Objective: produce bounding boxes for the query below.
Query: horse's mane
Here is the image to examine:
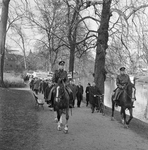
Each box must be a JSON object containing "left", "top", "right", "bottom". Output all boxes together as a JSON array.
[{"left": 119, "top": 83, "right": 133, "bottom": 105}]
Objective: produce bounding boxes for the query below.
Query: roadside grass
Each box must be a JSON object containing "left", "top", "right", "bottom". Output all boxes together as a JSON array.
[
  {"left": 0, "top": 88, "right": 40, "bottom": 150},
  {"left": 3, "top": 72, "right": 26, "bottom": 88}
]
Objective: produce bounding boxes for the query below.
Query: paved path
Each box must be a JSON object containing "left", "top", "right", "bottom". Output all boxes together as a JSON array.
[{"left": 0, "top": 87, "right": 148, "bottom": 150}]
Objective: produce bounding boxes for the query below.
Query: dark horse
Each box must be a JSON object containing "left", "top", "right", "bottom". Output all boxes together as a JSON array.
[
  {"left": 111, "top": 78, "right": 136, "bottom": 128},
  {"left": 53, "top": 80, "right": 70, "bottom": 133}
]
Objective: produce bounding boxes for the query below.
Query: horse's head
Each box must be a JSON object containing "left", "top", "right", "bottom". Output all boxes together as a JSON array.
[
  {"left": 123, "top": 82, "right": 134, "bottom": 100},
  {"left": 58, "top": 84, "right": 65, "bottom": 99}
]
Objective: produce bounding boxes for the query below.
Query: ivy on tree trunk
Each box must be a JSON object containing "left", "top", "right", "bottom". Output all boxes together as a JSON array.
[{"left": 94, "top": 0, "right": 112, "bottom": 94}]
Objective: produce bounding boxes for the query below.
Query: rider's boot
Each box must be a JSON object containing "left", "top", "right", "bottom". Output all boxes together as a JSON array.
[{"left": 113, "top": 92, "right": 119, "bottom": 107}]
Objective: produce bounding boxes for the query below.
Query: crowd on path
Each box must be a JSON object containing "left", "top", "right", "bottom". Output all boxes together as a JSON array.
[{"left": 27, "top": 75, "right": 102, "bottom": 112}]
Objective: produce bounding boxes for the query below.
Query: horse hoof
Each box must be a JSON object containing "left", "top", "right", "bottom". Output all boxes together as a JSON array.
[
  {"left": 57, "top": 126, "right": 62, "bottom": 131},
  {"left": 124, "top": 124, "right": 129, "bottom": 129},
  {"left": 111, "top": 117, "right": 115, "bottom": 121},
  {"left": 49, "top": 108, "right": 53, "bottom": 111},
  {"left": 121, "top": 119, "right": 124, "bottom": 124},
  {"left": 64, "top": 126, "right": 68, "bottom": 134},
  {"left": 54, "top": 118, "right": 58, "bottom": 123},
  {"left": 64, "top": 129, "right": 68, "bottom": 134}
]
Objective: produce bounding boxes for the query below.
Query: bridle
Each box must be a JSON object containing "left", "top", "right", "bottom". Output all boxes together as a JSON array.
[{"left": 55, "top": 80, "right": 66, "bottom": 102}]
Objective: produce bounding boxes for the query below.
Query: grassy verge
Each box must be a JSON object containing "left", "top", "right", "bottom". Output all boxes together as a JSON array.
[
  {"left": 0, "top": 88, "right": 40, "bottom": 150},
  {"left": 3, "top": 72, "right": 26, "bottom": 88}
]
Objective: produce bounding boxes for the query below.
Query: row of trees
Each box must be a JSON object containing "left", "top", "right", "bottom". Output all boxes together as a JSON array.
[{"left": 1, "top": 0, "right": 148, "bottom": 94}]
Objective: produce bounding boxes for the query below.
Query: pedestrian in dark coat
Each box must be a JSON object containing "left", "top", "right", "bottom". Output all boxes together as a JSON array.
[
  {"left": 89, "top": 81, "right": 102, "bottom": 112},
  {"left": 69, "top": 80, "right": 78, "bottom": 107},
  {"left": 44, "top": 81, "right": 54, "bottom": 107},
  {"left": 76, "top": 82, "right": 83, "bottom": 107},
  {"left": 33, "top": 77, "right": 40, "bottom": 95},
  {"left": 30, "top": 78, "right": 35, "bottom": 90},
  {"left": 42, "top": 80, "right": 48, "bottom": 94},
  {"left": 85, "top": 83, "right": 91, "bottom": 107}
]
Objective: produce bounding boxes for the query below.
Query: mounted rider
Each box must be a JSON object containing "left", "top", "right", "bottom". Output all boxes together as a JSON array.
[
  {"left": 113, "top": 67, "right": 136, "bottom": 106},
  {"left": 48, "top": 60, "right": 73, "bottom": 108}
]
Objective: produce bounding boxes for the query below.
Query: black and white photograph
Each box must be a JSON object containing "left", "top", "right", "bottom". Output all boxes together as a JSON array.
[{"left": 0, "top": 0, "right": 148, "bottom": 150}]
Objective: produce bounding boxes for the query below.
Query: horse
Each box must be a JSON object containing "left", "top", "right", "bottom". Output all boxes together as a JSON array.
[
  {"left": 53, "top": 80, "right": 70, "bottom": 133},
  {"left": 111, "top": 77, "right": 136, "bottom": 128}
]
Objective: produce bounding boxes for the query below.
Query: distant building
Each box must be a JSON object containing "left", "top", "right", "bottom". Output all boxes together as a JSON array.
[{"left": 4, "top": 51, "right": 23, "bottom": 72}]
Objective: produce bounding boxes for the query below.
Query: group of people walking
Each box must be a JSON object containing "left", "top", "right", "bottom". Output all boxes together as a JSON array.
[
  {"left": 29, "top": 59, "right": 136, "bottom": 112},
  {"left": 29, "top": 60, "right": 85, "bottom": 108}
]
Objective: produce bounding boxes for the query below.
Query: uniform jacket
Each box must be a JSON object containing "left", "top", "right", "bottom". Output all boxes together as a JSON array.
[
  {"left": 116, "top": 74, "right": 131, "bottom": 87},
  {"left": 52, "top": 69, "right": 68, "bottom": 83},
  {"left": 77, "top": 85, "right": 83, "bottom": 95}
]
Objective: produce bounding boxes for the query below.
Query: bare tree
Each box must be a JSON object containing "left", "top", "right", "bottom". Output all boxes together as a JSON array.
[
  {"left": 9, "top": 24, "right": 27, "bottom": 69},
  {"left": 26, "top": 0, "right": 67, "bottom": 71}
]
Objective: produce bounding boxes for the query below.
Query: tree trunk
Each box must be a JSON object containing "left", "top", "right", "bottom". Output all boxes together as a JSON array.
[
  {"left": 94, "top": 0, "right": 112, "bottom": 94},
  {"left": 69, "top": 45, "right": 75, "bottom": 77},
  {"left": 67, "top": 0, "right": 80, "bottom": 78},
  {"left": 0, "top": 0, "right": 10, "bottom": 87}
]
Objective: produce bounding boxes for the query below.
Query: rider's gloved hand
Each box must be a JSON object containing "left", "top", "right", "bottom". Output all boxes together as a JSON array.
[{"left": 118, "top": 85, "right": 123, "bottom": 89}]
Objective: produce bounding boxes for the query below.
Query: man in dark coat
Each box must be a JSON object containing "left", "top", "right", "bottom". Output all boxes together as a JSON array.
[
  {"left": 69, "top": 79, "right": 78, "bottom": 107},
  {"left": 89, "top": 81, "right": 102, "bottom": 113},
  {"left": 42, "top": 80, "right": 48, "bottom": 94},
  {"left": 29, "top": 78, "right": 35, "bottom": 90},
  {"left": 85, "top": 83, "right": 91, "bottom": 107},
  {"left": 33, "top": 77, "right": 40, "bottom": 95},
  {"left": 44, "top": 80, "right": 54, "bottom": 107},
  {"left": 76, "top": 82, "right": 83, "bottom": 107}
]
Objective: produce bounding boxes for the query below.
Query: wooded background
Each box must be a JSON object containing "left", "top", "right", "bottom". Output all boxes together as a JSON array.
[{"left": 1, "top": 0, "right": 148, "bottom": 93}]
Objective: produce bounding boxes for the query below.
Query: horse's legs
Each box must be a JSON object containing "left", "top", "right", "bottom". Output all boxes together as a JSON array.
[
  {"left": 120, "top": 108, "right": 124, "bottom": 124},
  {"left": 54, "top": 111, "right": 58, "bottom": 122},
  {"left": 126, "top": 108, "right": 133, "bottom": 125},
  {"left": 60, "top": 115, "right": 63, "bottom": 125},
  {"left": 122, "top": 108, "right": 129, "bottom": 128},
  {"left": 57, "top": 110, "right": 62, "bottom": 131},
  {"left": 64, "top": 108, "right": 69, "bottom": 134}
]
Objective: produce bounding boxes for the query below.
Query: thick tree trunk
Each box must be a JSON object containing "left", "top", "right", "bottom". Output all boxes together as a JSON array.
[
  {"left": 67, "top": 0, "right": 80, "bottom": 78},
  {"left": 69, "top": 45, "right": 75, "bottom": 77},
  {"left": 0, "top": 0, "right": 10, "bottom": 87},
  {"left": 94, "top": 0, "right": 112, "bottom": 94}
]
